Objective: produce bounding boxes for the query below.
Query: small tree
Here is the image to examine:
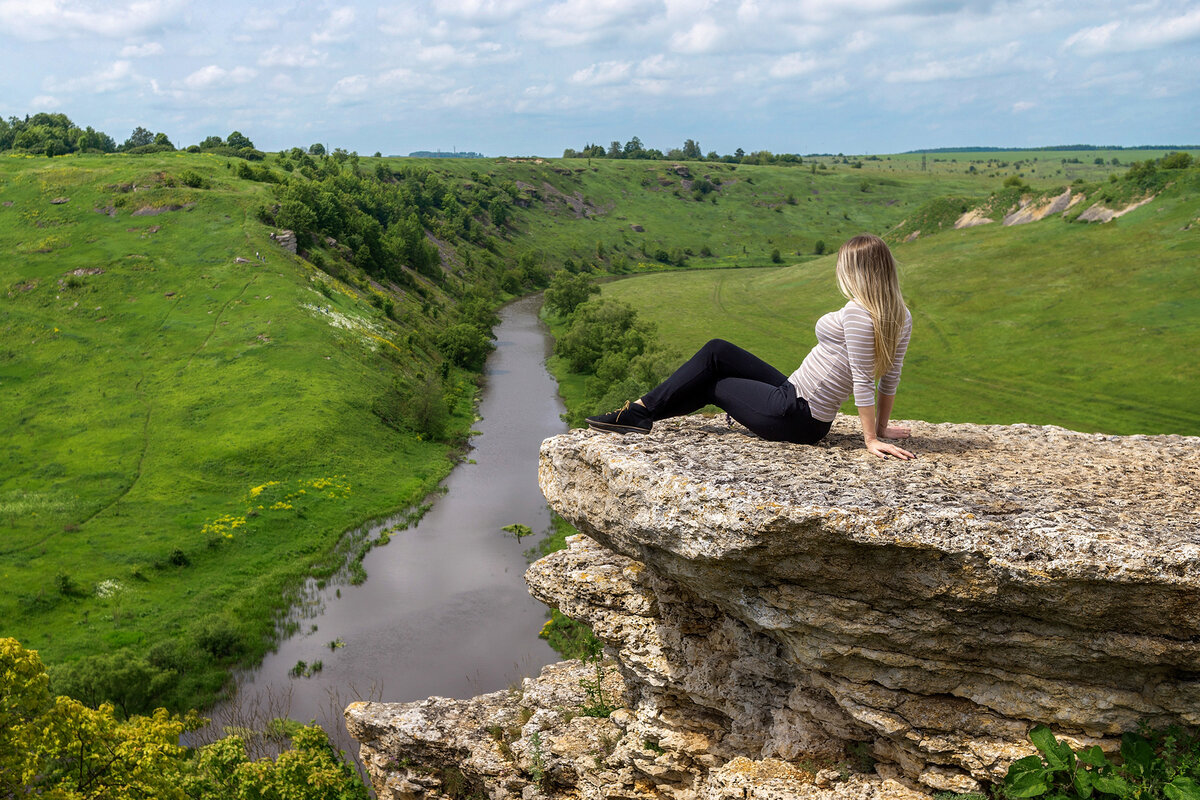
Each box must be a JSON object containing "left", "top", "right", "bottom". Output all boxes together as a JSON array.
[
  {"left": 122, "top": 126, "right": 154, "bottom": 149},
  {"left": 308, "top": 142, "right": 326, "bottom": 156},
  {"left": 226, "top": 130, "right": 254, "bottom": 149},
  {"left": 770, "top": 248, "right": 782, "bottom": 263},
  {"left": 543, "top": 271, "right": 599, "bottom": 317}
]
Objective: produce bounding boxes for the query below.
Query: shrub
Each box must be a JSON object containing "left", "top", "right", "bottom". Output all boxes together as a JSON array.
[
  {"left": 544, "top": 271, "right": 599, "bottom": 317},
  {"left": 437, "top": 324, "right": 494, "bottom": 371}
]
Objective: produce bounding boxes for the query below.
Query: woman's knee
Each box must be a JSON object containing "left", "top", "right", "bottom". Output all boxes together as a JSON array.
[{"left": 701, "top": 338, "right": 735, "bottom": 357}]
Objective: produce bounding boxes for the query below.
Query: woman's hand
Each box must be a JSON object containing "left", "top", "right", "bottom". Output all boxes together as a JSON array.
[
  {"left": 866, "top": 439, "right": 916, "bottom": 460},
  {"left": 876, "top": 424, "right": 912, "bottom": 440}
]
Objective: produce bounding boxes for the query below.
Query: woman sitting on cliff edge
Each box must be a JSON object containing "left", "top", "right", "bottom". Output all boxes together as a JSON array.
[{"left": 586, "top": 234, "right": 916, "bottom": 460}]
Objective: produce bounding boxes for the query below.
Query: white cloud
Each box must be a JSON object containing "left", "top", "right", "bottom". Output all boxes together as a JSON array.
[
  {"left": 46, "top": 59, "right": 137, "bottom": 93},
  {"left": 120, "top": 41, "right": 163, "bottom": 57},
  {"left": 30, "top": 94, "right": 60, "bottom": 108},
  {"left": 183, "top": 64, "right": 257, "bottom": 90},
  {"left": 312, "top": 6, "right": 355, "bottom": 44},
  {"left": 432, "top": 0, "right": 534, "bottom": 23},
  {"left": 242, "top": 8, "right": 281, "bottom": 32},
  {"left": 769, "top": 52, "right": 818, "bottom": 79},
  {"left": 378, "top": 6, "right": 424, "bottom": 36},
  {"left": 531, "top": 0, "right": 647, "bottom": 46},
  {"left": 570, "top": 60, "right": 633, "bottom": 86},
  {"left": 258, "top": 44, "right": 324, "bottom": 67},
  {"left": 670, "top": 18, "right": 723, "bottom": 54},
  {"left": 1063, "top": 8, "right": 1200, "bottom": 55},
  {"left": 845, "top": 30, "right": 876, "bottom": 53},
  {"left": 330, "top": 74, "right": 369, "bottom": 96},
  {"left": 886, "top": 41, "right": 1021, "bottom": 83},
  {"left": 0, "top": 0, "right": 184, "bottom": 41},
  {"left": 1012, "top": 100, "right": 1035, "bottom": 112}
]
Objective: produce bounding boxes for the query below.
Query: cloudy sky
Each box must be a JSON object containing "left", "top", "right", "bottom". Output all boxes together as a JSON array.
[{"left": 2, "top": 0, "right": 1197, "bottom": 156}]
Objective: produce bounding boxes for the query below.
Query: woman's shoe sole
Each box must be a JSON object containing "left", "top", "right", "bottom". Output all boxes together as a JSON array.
[{"left": 586, "top": 419, "right": 651, "bottom": 434}]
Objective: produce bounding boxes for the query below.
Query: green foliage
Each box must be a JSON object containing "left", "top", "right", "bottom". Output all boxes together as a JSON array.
[
  {"left": 503, "top": 523, "right": 533, "bottom": 542},
  {"left": 1002, "top": 724, "right": 1200, "bottom": 800},
  {"left": 373, "top": 374, "right": 451, "bottom": 440},
  {"left": 49, "top": 650, "right": 174, "bottom": 718},
  {"left": 577, "top": 638, "right": 617, "bottom": 718},
  {"left": 1161, "top": 152, "right": 1194, "bottom": 170},
  {"left": 0, "top": 112, "right": 116, "bottom": 155},
  {"left": 437, "top": 323, "right": 495, "bottom": 371},
  {"left": 554, "top": 298, "right": 656, "bottom": 373},
  {"left": 543, "top": 270, "right": 600, "bottom": 317}
]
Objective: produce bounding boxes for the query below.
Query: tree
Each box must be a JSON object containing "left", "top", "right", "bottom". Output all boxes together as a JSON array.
[
  {"left": 153, "top": 132, "right": 174, "bottom": 149},
  {"left": 200, "top": 135, "right": 224, "bottom": 149},
  {"left": 226, "top": 130, "right": 254, "bottom": 149},
  {"left": 1160, "top": 151, "right": 1193, "bottom": 170},
  {"left": 437, "top": 324, "right": 494, "bottom": 371},
  {"left": 607, "top": 141, "right": 622, "bottom": 158},
  {"left": 543, "top": 271, "right": 599, "bottom": 317},
  {"left": 555, "top": 298, "right": 656, "bottom": 374},
  {"left": 309, "top": 142, "right": 326, "bottom": 155},
  {"left": 682, "top": 139, "right": 702, "bottom": 159},
  {"left": 123, "top": 126, "right": 154, "bottom": 149}
]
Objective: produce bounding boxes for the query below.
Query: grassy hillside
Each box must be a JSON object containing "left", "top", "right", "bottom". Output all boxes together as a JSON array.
[
  {"left": 0, "top": 152, "right": 482, "bottom": 708},
  {"left": 593, "top": 166, "right": 1200, "bottom": 436},
  {"left": 3, "top": 145, "right": 1196, "bottom": 714}
]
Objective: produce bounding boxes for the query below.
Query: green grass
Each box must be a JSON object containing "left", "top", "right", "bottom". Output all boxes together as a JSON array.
[
  {"left": 592, "top": 168, "right": 1200, "bottom": 436},
  {"left": 0, "top": 152, "right": 475, "bottom": 708}
]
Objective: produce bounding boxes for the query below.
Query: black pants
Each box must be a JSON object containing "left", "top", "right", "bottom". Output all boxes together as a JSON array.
[{"left": 640, "top": 339, "right": 832, "bottom": 444}]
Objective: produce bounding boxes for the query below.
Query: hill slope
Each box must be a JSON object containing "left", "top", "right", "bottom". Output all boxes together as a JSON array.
[{"left": 596, "top": 167, "right": 1200, "bottom": 435}]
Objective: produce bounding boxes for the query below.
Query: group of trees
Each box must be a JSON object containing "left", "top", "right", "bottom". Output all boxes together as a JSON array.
[
  {"left": 1, "top": 638, "right": 368, "bottom": 799},
  {"left": 563, "top": 136, "right": 803, "bottom": 165},
  {"left": 0, "top": 113, "right": 116, "bottom": 156},
  {"left": 548, "top": 286, "right": 678, "bottom": 427},
  {"left": 0, "top": 113, "right": 266, "bottom": 159}
]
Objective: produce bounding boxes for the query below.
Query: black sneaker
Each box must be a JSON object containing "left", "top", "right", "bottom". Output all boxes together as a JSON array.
[{"left": 586, "top": 401, "right": 652, "bottom": 434}]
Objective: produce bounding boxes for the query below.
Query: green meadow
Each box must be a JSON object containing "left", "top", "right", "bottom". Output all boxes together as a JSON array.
[
  {"left": 2, "top": 145, "right": 1197, "bottom": 714},
  {"left": 0, "top": 152, "right": 476, "bottom": 708},
  {"left": 594, "top": 163, "right": 1200, "bottom": 436}
]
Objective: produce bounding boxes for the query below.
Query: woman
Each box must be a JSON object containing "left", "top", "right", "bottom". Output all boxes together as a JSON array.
[{"left": 586, "top": 234, "right": 916, "bottom": 460}]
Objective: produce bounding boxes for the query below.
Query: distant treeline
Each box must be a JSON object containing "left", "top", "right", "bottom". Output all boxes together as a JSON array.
[
  {"left": 0, "top": 112, "right": 271, "bottom": 160},
  {"left": 408, "top": 151, "right": 486, "bottom": 158},
  {"left": 563, "top": 136, "right": 803, "bottom": 165},
  {"left": 903, "top": 145, "right": 1200, "bottom": 154}
]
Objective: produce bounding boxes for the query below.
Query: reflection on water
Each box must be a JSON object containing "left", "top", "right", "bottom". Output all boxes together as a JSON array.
[{"left": 215, "top": 294, "right": 565, "bottom": 742}]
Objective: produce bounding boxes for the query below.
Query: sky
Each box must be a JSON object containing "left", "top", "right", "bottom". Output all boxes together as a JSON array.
[{"left": 2, "top": 0, "right": 1198, "bottom": 157}]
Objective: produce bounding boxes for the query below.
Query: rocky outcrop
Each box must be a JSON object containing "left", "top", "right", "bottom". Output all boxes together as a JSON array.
[
  {"left": 348, "top": 415, "right": 1200, "bottom": 798},
  {"left": 1076, "top": 195, "right": 1155, "bottom": 223},
  {"left": 1002, "top": 188, "right": 1080, "bottom": 225}
]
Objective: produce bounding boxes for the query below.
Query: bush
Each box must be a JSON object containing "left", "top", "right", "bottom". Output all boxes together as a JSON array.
[
  {"left": 813, "top": 240, "right": 827, "bottom": 255},
  {"left": 1003, "top": 724, "right": 1200, "bottom": 800},
  {"left": 555, "top": 298, "right": 656, "bottom": 374},
  {"left": 544, "top": 271, "right": 599, "bottom": 317},
  {"left": 373, "top": 373, "right": 450, "bottom": 440},
  {"left": 178, "top": 169, "right": 206, "bottom": 188},
  {"left": 770, "top": 248, "right": 782, "bottom": 263},
  {"left": 1160, "top": 151, "right": 1193, "bottom": 170},
  {"left": 437, "top": 324, "right": 494, "bottom": 371}
]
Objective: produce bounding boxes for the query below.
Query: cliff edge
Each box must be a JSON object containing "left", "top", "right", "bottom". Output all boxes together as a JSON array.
[{"left": 347, "top": 415, "right": 1200, "bottom": 798}]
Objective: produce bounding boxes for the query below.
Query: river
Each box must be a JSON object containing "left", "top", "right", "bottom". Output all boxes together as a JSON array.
[{"left": 212, "top": 293, "right": 565, "bottom": 745}]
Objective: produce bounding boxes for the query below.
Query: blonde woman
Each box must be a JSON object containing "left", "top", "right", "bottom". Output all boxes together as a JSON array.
[{"left": 586, "top": 234, "right": 916, "bottom": 460}]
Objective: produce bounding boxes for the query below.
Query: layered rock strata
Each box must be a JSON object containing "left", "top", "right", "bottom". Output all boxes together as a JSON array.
[{"left": 347, "top": 415, "right": 1199, "bottom": 798}]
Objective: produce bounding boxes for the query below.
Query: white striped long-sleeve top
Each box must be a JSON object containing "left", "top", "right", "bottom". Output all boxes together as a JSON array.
[{"left": 786, "top": 300, "right": 912, "bottom": 422}]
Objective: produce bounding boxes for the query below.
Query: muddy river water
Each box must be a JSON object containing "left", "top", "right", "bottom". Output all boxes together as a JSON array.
[{"left": 220, "top": 293, "right": 565, "bottom": 738}]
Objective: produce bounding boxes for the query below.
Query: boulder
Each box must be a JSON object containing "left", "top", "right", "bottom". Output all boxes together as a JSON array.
[{"left": 347, "top": 415, "right": 1200, "bottom": 798}]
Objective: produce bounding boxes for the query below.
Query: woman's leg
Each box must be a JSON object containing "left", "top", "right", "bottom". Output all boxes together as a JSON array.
[
  {"left": 710, "top": 378, "right": 831, "bottom": 444},
  {"left": 640, "top": 339, "right": 787, "bottom": 420}
]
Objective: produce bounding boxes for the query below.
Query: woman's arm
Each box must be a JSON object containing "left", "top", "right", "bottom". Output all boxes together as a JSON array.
[
  {"left": 858, "top": 403, "right": 915, "bottom": 460},
  {"left": 875, "top": 393, "right": 911, "bottom": 440}
]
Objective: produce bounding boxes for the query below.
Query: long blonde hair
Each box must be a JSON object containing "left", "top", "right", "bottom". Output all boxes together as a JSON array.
[{"left": 835, "top": 234, "right": 906, "bottom": 378}]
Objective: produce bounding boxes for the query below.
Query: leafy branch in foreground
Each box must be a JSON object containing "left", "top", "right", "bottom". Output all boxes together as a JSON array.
[{"left": 1004, "top": 724, "right": 1200, "bottom": 799}]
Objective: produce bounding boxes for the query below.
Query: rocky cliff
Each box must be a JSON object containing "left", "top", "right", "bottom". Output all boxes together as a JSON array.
[{"left": 346, "top": 415, "right": 1200, "bottom": 799}]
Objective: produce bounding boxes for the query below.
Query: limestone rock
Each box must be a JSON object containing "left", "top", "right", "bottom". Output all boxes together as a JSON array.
[
  {"left": 535, "top": 415, "right": 1200, "bottom": 790},
  {"left": 270, "top": 229, "right": 297, "bottom": 253},
  {"left": 346, "top": 414, "right": 1198, "bottom": 798}
]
